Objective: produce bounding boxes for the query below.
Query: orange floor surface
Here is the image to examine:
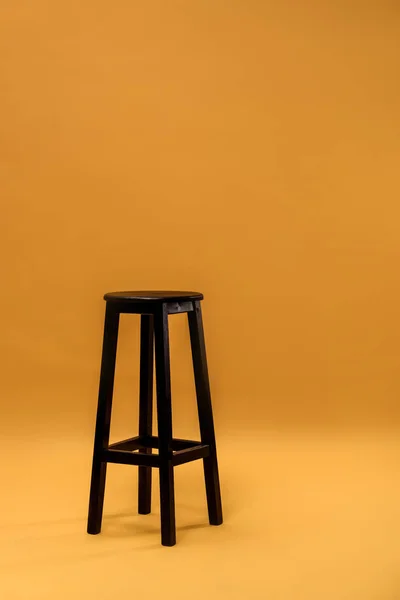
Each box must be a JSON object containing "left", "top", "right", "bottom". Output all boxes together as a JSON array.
[{"left": 1, "top": 431, "right": 399, "bottom": 599}]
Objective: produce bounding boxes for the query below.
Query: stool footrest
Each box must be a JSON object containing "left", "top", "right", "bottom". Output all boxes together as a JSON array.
[
  {"left": 102, "top": 449, "right": 160, "bottom": 467},
  {"left": 104, "top": 436, "right": 210, "bottom": 467},
  {"left": 172, "top": 444, "right": 210, "bottom": 466},
  {"left": 108, "top": 436, "right": 145, "bottom": 451}
]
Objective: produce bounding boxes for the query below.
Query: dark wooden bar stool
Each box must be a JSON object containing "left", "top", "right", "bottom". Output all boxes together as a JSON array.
[{"left": 87, "top": 291, "right": 223, "bottom": 546}]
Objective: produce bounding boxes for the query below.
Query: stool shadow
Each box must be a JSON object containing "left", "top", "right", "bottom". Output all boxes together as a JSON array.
[{"left": 102, "top": 506, "right": 210, "bottom": 540}]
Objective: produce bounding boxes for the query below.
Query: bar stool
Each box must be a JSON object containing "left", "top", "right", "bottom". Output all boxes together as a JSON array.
[{"left": 87, "top": 291, "right": 223, "bottom": 546}]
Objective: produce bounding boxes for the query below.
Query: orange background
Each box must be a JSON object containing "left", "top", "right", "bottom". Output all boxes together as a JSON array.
[
  {"left": 2, "top": 1, "right": 400, "bottom": 437},
  {"left": 1, "top": 1, "right": 400, "bottom": 598}
]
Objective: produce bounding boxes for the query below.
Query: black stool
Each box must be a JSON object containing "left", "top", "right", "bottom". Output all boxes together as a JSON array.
[{"left": 87, "top": 291, "right": 223, "bottom": 546}]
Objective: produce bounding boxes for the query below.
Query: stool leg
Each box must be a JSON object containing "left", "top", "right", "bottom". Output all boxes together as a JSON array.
[
  {"left": 154, "top": 305, "right": 176, "bottom": 546},
  {"left": 87, "top": 304, "right": 120, "bottom": 534},
  {"left": 188, "top": 301, "right": 223, "bottom": 526},
  {"left": 138, "top": 315, "right": 154, "bottom": 515}
]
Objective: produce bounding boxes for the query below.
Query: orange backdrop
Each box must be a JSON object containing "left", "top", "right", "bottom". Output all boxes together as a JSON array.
[{"left": 1, "top": 0, "right": 400, "bottom": 442}]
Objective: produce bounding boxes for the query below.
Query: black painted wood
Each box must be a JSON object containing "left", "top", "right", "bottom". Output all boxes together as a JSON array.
[
  {"left": 108, "top": 435, "right": 203, "bottom": 452},
  {"left": 167, "top": 301, "right": 194, "bottom": 314},
  {"left": 108, "top": 436, "right": 144, "bottom": 451},
  {"left": 87, "top": 292, "right": 223, "bottom": 546},
  {"left": 154, "top": 304, "right": 176, "bottom": 546},
  {"left": 104, "top": 291, "right": 203, "bottom": 303},
  {"left": 172, "top": 444, "right": 210, "bottom": 467},
  {"left": 138, "top": 315, "right": 154, "bottom": 515},
  {"left": 142, "top": 436, "right": 203, "bottom": 451},
  {"left": 87, "top": 304, "right": 120, "bottom": 535},
  {"left": 103, "top": 300, "right": 195, "bottom": 316},
  {"left": 103, "top": 449, "right": 160, "bottom": 468},
  {"left": 188, "top": 302, "right": 223, "bottom": 526}
]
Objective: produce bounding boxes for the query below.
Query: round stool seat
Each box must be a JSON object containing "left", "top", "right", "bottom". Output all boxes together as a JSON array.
[{"left": 104, "top": 291, "right": 204, "bottom": 303}]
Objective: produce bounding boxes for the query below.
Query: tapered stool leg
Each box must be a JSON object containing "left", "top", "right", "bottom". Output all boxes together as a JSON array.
[
  {"left": 188, "top": 301, "right": 223, "bottom": 526},
  {"left": 154, "top": 305, "right": 176, "bottom": 546},
  {"left": 87, "top": 304, "right": 120, "bottom": 534},
  {"left": 138, "top": 315, "right": 154, "bottom": 515}
]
